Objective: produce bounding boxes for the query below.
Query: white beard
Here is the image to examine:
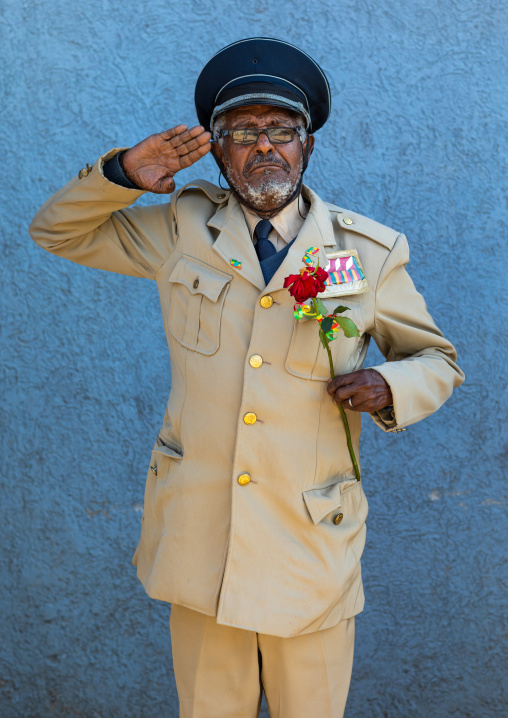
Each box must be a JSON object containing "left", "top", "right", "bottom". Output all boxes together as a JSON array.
[{"left": 224, "top": 160, "right": 303, "bottom": 212}]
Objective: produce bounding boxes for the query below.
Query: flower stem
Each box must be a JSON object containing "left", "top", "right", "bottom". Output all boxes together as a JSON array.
[{"left": 313, "top": 299, "right": 361, "bottom": 482}]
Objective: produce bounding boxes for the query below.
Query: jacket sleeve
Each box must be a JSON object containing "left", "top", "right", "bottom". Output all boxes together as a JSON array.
[
  {"left": 369, "top": 233, "right": 464, "bottom": 431},
  {"left": 29, "top": 148, "right": 177, "bottom": 279}
]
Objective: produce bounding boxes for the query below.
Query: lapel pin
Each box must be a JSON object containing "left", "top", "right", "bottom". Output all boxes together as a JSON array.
[{"left": 230, "top": 258, "right": 242, "bottom": 269}]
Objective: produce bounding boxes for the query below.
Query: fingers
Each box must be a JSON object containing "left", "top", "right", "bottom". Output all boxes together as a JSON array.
[
  {"left": 159, "top": 125, "right": 189, "bottom": 141},
  {"left": 178, "top": 140, "right": 211, "bottom": 168},
  {"left": 328, "top": 376, "right": 359, "bottom": 409},
  {"left": 158, "top": 125, "right": 211, "bottom": 169},
  {"left": 173, "top": 132, "right": 211, "bottom": 159},
  {"left": 327, "top": 374, "right": 362, "bottom": 411},
  {"left": 339, "top": 394, "right": 371, "bottom": 413},
  {"left": 161, "top": 125, "right": 211, "bottom": 152},
  {"left": 327, "top": 373, "right": 355, "bottom": 398}
]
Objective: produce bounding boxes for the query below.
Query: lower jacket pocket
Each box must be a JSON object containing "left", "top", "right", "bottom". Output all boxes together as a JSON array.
[
  {"left": 302, "top": 478, "right": 361, "bottom": 525},
  {"left": 149, "top": 442, "right": 183, "bottom": 477}
]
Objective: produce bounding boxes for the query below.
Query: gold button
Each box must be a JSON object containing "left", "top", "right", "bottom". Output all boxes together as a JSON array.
[
  {"left": 249, "top": 354, "right": 263, "bottom": 369},
  {"left": 333, "top": 513, "right": 344, "bottom": 525},
  {"left": 86, "top": 163, "right": 92, "bottom": 173},
  {"left": 150, "top": 466, "right": 157, "bottom": 476},
  {"left": 193, "top": 278, "right": 199, "bottom": 289},
  {"left": 244, "top": 412, "right": 257, "bottom": 425},
  {"left": 260, "top": 295, "right": 273, "bottom": 308},
  {"left": 217, "top": 193, "right": 226, "bottom": 199},
  {"left": 238, "top": 473, "right": 251, "bottom": 486},
  {"left": 343, "top": 216, "right": 353, "bottom": 225},
  {"left": 78, "top": 168, "right": 89, "bottom": 179}
]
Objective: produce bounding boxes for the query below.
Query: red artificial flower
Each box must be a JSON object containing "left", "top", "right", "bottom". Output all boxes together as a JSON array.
[
  {"left": 314, "top": 266, "right": 329, "bottom": 293},
  {"left": 284, "top": 267, "right": 329, "bottom": 302}
]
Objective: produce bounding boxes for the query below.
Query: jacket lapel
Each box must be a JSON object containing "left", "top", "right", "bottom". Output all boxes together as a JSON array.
[
  {"left": 207, "top": 186, "right": 335, "bottom": 294},
  {"left": 208, "top": 197, "right": 265, "bottom": 291}
]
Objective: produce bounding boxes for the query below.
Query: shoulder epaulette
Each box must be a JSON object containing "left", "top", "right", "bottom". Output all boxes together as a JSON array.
[
  {"left": 326, "top": 203, "right": 401, "bottom": 250},
  {"left": 176, "top": 179, "right": 230, "bottom": 204}
]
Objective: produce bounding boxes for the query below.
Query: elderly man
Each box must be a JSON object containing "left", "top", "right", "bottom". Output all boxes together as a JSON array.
[{"left": 30, "top": 38, "right": 464, "bottom": 718}]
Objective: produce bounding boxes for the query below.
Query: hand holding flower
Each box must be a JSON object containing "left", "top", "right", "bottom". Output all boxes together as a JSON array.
[{"left": 327, "top": 369, "right": 393, "bottom": 413}]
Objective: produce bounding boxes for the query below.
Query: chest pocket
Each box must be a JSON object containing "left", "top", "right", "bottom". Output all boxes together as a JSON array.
[
  {"left": 168, "top": 256, "right": 232, "bottom": 355},
  {"left": 285, "top": 298, "right": 365, "bottom": 381}
]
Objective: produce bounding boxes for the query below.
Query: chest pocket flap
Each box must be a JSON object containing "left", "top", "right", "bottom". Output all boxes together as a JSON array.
[{"left": 168, "top": 256, "right": 232, "bottom": 355}]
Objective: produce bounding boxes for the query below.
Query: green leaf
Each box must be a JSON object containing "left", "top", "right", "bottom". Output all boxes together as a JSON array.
[
  {"left": 332, "top": 305, "right": 350, "bottom": 314},
  {"left": 335, "top": 316, "right": 360, "bottom": 337},
  {"left": 320, "top": 316, "right": 334, "bottom": 334},
  {"left": 315, "top": 298, "right": 327, "bottom": 316}
]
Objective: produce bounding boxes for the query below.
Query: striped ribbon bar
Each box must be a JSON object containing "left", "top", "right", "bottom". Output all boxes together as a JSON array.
[{"left": 325, "top": 255, "right": 365, "bottom": 285}]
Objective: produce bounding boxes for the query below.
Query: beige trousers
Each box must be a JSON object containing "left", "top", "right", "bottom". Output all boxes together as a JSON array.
[{"left": 170, "top": 604, "right": 355, "bottom": 718}]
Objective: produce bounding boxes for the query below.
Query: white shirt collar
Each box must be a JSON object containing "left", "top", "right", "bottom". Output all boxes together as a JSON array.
[{"left": 240, "top": 194, "right": 308, "bottom": 244}]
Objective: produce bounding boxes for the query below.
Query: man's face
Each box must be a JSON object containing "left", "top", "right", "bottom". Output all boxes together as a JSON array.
[{"left": 213, "top": 104, "right": 314, "bottom": 214}]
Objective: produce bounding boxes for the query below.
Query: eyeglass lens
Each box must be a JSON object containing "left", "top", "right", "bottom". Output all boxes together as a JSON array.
[{"left": 229, "top": 127, "right": 297, "bottom": 145}]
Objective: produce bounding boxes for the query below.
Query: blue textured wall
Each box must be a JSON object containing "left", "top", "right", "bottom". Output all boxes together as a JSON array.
[{"left": 1, "top": 0, "right": 506, "bottom": 715}]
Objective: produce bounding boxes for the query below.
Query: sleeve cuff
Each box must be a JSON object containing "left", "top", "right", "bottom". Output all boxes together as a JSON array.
[
  {"left": 371, "top": 404, "right": 396, "bottom": 428},
  {"left": 103, "top": 151, "right": 142, "bottom": 190},
  {"left": 368, "top": 367, "right": 407, "bottom": 433}
]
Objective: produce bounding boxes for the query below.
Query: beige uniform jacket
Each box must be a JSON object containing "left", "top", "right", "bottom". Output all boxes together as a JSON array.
[{"left": 29, "top": 148, "right": 464, "bottom": 638}]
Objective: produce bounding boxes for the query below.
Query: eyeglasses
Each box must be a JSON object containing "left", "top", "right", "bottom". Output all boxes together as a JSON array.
[{"left": 216, "top": 126, "right": 302, "bottom": 145}]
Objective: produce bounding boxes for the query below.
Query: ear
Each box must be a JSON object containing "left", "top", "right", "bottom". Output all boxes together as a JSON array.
[
  {"left": 211, "top": 140, "right": 224, "bottom": 165},
  {"left": 305, "top": 134, "right": 315, "bottom": 158}
]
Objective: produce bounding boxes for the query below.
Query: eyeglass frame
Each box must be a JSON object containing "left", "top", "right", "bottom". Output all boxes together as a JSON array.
[{"left": 214, "top": 126, "right": 304, "bottom": 145}]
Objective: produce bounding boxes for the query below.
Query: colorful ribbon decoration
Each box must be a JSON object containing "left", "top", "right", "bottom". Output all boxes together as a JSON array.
[
  {"left": 302, "top": 246, "right": 320, "bottom": 266},
  {"left": 325, "top": 255, "right": 364, "bottom": 285},
  {"left": 293, "top": 303, "right": 313, "bottom": 319},
  {"left": 317, "top": 314, "right": 339, "bottom": 340},
  {"left": 324, "top": 320, "right": 340, "bottom": 341},
  {"left": 294, "top": 303, "right": 341, "bottom": 341}
]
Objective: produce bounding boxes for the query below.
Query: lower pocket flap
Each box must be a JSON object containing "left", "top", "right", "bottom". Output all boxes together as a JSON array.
[
  {"left": 303, "top": 480, "right": 346, "bottom": 524},
  {"left": 153, "top": 446, "right": 183, "bottom": 461}
]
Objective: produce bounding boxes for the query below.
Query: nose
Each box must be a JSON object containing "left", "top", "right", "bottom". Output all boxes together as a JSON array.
[{"left": 254, "top": 130, "right": 275, "bottom": 155}]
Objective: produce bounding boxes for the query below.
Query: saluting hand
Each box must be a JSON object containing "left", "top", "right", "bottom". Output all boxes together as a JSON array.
[{"left": 120, "top": 125, "right": 211, "bottom": 194}]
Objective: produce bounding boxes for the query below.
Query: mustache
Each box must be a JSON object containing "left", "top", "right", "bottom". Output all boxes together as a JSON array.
[{"left": 243, "top": 154, "right": 291, "bottom": 177}]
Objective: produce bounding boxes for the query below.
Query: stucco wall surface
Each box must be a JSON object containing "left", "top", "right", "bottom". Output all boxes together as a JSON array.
[{"left": 1, "top": 0, "right": 506, "bottom": 716}]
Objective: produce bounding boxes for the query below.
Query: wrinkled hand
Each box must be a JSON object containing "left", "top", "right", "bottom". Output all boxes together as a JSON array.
[
  {"left": 120, "top": 124, "right": 211, "bottom": 194},
  {"left": 327, "top": 369, "right": 393, "bottom": 413}
]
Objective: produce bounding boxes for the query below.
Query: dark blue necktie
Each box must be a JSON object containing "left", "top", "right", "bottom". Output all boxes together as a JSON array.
[{"left": 254, "top": 219, "right": 277, "bottom": 261}]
